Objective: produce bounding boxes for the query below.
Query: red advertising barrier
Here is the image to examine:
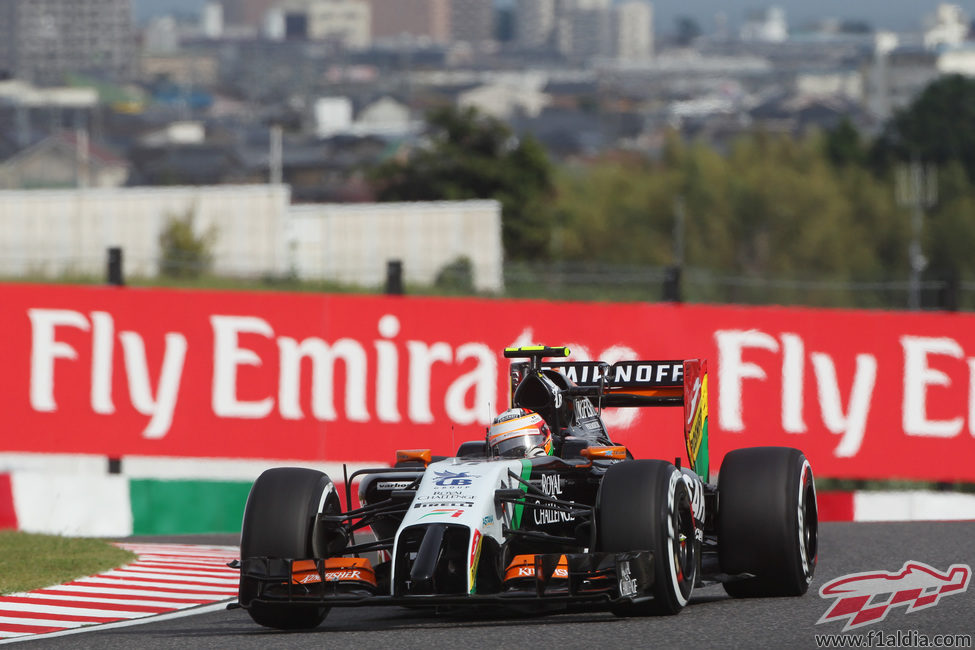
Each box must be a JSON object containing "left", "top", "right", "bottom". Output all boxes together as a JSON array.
[{"left": 2, "top": 283, "right": 974, "bottom": 481}]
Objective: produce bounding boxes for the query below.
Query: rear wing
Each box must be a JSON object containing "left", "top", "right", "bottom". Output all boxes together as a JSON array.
[{"left": 505, "top": 347, "right": 709, "bottom": 481}]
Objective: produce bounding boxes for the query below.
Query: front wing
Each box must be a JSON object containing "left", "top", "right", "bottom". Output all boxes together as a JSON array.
[{"left": 238, "top": 551, "right": 654, "bottom": 608}]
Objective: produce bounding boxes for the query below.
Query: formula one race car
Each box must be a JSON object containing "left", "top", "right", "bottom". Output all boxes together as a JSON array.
[{"left": 234, "top": 346, "right": 818, "bottom": 629}]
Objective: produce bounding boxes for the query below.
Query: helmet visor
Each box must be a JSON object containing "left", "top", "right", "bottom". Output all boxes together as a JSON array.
[{"left": 487, "top": 412, "right": 550, "bottom": 458}]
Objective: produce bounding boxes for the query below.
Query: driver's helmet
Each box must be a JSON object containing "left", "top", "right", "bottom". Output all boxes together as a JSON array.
[{"left": 486, "top": 408, "right": 552, "bottom": 458}]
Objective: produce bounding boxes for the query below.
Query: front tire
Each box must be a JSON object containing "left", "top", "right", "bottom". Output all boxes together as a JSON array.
[
  {"left": 718, "top": 447, "right": 818, "bottom": 597},
  {"left": 239, "top": 467, "right": 339, "bottom": 629},
  {"left": 597, "top": 460, "right": 698, "bottom": 616}
]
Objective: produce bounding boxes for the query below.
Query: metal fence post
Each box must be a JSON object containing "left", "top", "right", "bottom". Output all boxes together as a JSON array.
[
  {"left": 107, "top": 247, "right": 124, "bottom": 286},
  {"left": 663, "top": 265, "right": 682, "bottom": 302},
  {"left": 386, "top": 259, "right": 404, "bottom": 295}
]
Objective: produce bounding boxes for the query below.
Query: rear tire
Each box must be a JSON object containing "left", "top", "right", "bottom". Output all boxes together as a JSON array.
[
  {"left": 718, "top": 447, "right": 818, "bottom": 597},
  {"left": 239, "top": 467, "right": 340, "bottom": 629},
  {"left": 597, "top": 460, "right": 698, "bottom": 616}
]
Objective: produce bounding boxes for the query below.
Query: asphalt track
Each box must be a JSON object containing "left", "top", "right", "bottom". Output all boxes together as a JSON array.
[{"left": 17, "top": 521, "right": 975, "bottom": 649}]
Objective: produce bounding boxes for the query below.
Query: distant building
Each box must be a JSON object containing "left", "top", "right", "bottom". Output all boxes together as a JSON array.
[
  {"left": 143, "top": 17, "right": 182, "bottom": 55},
  {"left": 568, "top": 0, "right": 611, "bottom": 9},
  {"left": 369, "top": 0, "right": 450, "bottom": 44},
  {"left": 0, "top": 131, "right": 129, "bottom": 190},
  {"left": 514, "top": 0, "right": 555, "bottom": 49},
  {"left": 866, "top": 36, "right": 975, "bottom": 122},
  {"left": 938, "top": 46, "right": 975, "bottom": 76},
  {"left": 552, "top": 0, "right": 615, "bottom": 61},
  {"left": 141, "top": 54, "right": 220, "bottom": 87},
  {"left": 740, "top": 6, "right": 788, "bottom": 43},
  {"left": 0, "top": 80, "right": 100, "bottom": 144},
  {"left": 313, "top": 97, "right": 354, "bottom": 137},
  {"left": 795, "top": 71, "right": 862, "bottom": 101},
  {"left": 923, "top": 4, "right": 968, "bottom": 49},
  {"left": 354, "top": 96, "right": 413, "bottom": 136},
  {"left": 0, "top": 0, "right": 136, "bottom": 84},
  {"left": 562, "top": 8, "right": 613, "bottom": 60},
  {"left": 201, "top": 2, "right": 224, "bottom": 39},
  {"left": 615, "top": 1, "right": 653, "bottom": 62},
  {"left": 865, "top": 45, "right": 939, "bottom": 122},
  {"left": 450, "top": 0, "right": 494, "bottom": 45},
  {"left": 458, "top": 79, "right": 549, "bottom": 120},
  {"left": 263, "top": 7, "right": 287, "bottom": 40},
  {"left": 280, "top": 0, "right": 371, "bottom": 48},
  {"left": 220, "top": 0, "right": 277, "bottom": 28}
]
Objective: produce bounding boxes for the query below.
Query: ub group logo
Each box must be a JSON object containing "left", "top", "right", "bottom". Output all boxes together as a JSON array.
[
  {"left": 433, "top": 471, "right": 476, "bottom": 487},
  {"left": 818, "top": 561, "right": 971, "bottom": 631}
]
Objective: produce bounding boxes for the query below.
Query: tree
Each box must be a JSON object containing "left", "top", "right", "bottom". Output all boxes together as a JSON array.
[
  {"left": 872, "top": 74, "right": 975, "bottom": 180},
  {"left": 823, "top": 118, "right": 866, "bottom": 167},
  {"left": 542, "top": 127, "right": 911, "bottom": 306},
  {"left": 370, "top": 106, "right": 555, "bottom": 259},
  {"left": 924, "top": 162, "right": 975, "bottom": 307},
  {"left": 159, "top": 208, "right": 217, "bottom": 278}
]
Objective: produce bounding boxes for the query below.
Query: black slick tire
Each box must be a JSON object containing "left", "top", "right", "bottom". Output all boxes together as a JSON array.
[
  {"left": 718, "top": 446, "right": 818, "bottom": 597},
  {"left": 597, "top": 459, "right": 698, "bottom": 616},
  {"left": 239, "top": 467, "right": 339, "bottom": 629}
]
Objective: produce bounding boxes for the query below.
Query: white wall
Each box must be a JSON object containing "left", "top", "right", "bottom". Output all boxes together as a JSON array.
[
  {"left": 0, "top": 185, "right": 290, "bottom": 277},
  {"left": 0, "top": 186, "right": 503, "bottom": 291},
  {"left": 289, "top": 200, "right": 503, "bottom": 291}
]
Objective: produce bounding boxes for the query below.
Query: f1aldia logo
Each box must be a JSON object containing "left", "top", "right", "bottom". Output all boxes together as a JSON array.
[{"left": 818, "top": 561, "right": 971, "bottom": 631}]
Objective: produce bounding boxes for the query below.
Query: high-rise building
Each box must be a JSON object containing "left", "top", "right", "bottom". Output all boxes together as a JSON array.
[
  {"left": 202, "top": 1, "right": 224, "bottom": 39},
  {"left": 450, "top": 0, "right": 494, "bottom": 44},
  {"left": 0, "top": 0, "right": 136, "bottom": 84},
  {"left": 566, "top": 9, "right": 613, "bottom": 59},
  {"left": 280, "top": 0, "right": 371, "bottom": 48},
  {"left": 220, "top": 0, "right": 277, "bottom": 28},
  {"left": 565, "top": 0, "right": 611, "bottom": 10},
  {"left": 552, "top": 0, "right": 615, "bottom": 60},
  {"left": 740, "top": 6, "right": 787, "bottom": 43},
  {"left": 615, "top": 1, "right": 653, "bottom": 61},
  {"left": 514, "top": 0, "right": 555, "bottom": 49},
  {"left": 369, "top": 0, "right": 450, "bottom": 44}
]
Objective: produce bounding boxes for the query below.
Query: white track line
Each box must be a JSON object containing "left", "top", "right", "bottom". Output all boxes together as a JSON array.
[
  {"left": 0, "top": 544, "right": 240, "bottom": 643},
  {"left": 72, "top": 579, "right": 238, "bottom": 593},
  {"left": 0, "top": 602, "right": 150, "bottom": 618},
  {"left": 0, "top": 602, "right": 232, "bottom": 645},
  {"left": 9, "top": 593, "right": 213, "bottom": 608},
  {"left": 103, "top": 568, "right": 239, "bottom": 580},
  {"left": 99, "top": 569, "right": 239, "bottom": 588},
  {"left": 0, "top": 616, "right": 101, "bottom": 629},
  {"left": 46, "top": 585, "right": 236, "bottom": 599}
]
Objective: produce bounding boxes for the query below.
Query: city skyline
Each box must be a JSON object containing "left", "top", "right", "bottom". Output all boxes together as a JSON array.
[{"left": 131, "top": 0, "right": 975, "bottom": 34}]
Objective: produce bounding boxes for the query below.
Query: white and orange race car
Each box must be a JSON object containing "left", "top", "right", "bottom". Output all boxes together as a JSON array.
[{"left": 234, "top": 345, "right": 818, "bottom": 629}]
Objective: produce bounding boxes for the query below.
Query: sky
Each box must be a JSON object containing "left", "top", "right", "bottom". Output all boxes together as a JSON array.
[
  {"left": 653, "top": 0, "right": 971, "bottom": 33},
  {"left": 131, "top": 1, "right": 975, "bottom": 35}
]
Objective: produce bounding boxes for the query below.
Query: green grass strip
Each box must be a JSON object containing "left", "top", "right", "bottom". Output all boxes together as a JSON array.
[{"left": 0, "top": 531, "right": 136, "bottom": 595}]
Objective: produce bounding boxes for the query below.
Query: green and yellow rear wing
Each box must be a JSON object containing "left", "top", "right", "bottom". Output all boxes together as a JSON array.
[{"left": 504, "top": 346, "right": 709, "bottom": 481}]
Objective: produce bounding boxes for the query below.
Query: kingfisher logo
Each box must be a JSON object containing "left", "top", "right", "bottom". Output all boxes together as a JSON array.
[{"left": 818, "top": 561, "right": 971, "bottom": 631}]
